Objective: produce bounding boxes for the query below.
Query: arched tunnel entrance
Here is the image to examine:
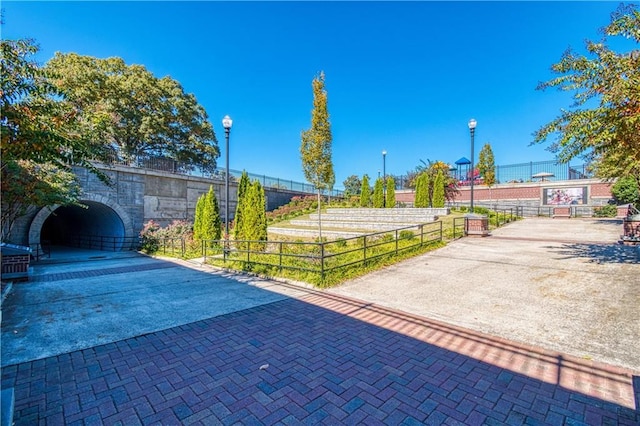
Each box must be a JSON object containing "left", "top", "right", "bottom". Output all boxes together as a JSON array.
[{"left": 40, "top": 201, "right": 127, "bottom": 251}]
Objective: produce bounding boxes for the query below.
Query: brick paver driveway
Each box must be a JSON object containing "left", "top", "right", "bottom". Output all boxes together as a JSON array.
[{"left": 2, "top": 273, "right": 639, "bottom": 424}]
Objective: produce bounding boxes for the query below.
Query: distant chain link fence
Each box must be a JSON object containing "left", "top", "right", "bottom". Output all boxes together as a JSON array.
[
  {"left": 392, "top": 160, "right": 591, "bottom": 189},
  {"left": 104, "top": 154, "right": 344, "bottom": 197}
]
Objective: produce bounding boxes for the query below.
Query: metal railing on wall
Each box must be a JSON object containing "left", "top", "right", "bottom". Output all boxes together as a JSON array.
[{"left": 101, "top": 154, "right": 344, "bottom": 197}]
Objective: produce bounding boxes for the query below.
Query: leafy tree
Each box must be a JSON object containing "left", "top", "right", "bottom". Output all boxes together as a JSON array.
[
  {"left": 432, "top": 172, "right": 446, "bottom": 208},
  {"left": 372, "top": 178, "right": 385, "bottom": 208},
  {"left": 533, "top": 4, "right": 640, "bottom": 202},
  {"left": 1, "top": 39, "right": 110, "bottom": 241},
  {"left": 611, "top": 176, "right": 640, "bottom": 207},
  {"left": 300, "top": 71, "right": 334, "bottom": 238},
  {"left": 44, "top": 52, "right": 219, "bottom": 171},
  {"left": 343, "top": 175, "right": 362, "bottom": 198},
  {"left": 385, "top": 176, "right": 396, "bottom": 208},
  {"left": 194, "top": 186, "right": 221, "bottom": 243},
  {"left": 233, "top": 171, "right": 250, "bottom": 240},
  {"left": 360, "top": 174, "right": 371, "bottom": 207},
  {"left": 414, "top": 173, "right": 429, "bottom": 208},
  {"left": 406, "top": 159, "right": 459, "bottom": 202},
  {"left": 477, "top": 143, "right": 496, "bottom": 186}
]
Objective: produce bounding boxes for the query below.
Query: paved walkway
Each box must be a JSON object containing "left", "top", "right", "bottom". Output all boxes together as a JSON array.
[{"left": 1, "top": 218, "right": 639, "bottom": 424}]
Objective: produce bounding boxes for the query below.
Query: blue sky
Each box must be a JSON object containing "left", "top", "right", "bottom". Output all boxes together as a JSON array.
[{"left": 2, "top": 1, "right": 623, "bottom": 188}]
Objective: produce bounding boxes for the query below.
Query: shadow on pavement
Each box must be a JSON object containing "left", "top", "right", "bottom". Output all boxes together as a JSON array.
[
  {"left": 2, "top": 260, "right": 638, "bottom": 424},
  {"left": 549, "top": 243, "right": 639, "bottom": 264}
]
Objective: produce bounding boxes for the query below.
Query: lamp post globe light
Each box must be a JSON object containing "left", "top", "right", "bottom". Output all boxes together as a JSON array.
[
  {"left": 382, "top": 150, "right": 387, "bottom": 207},
  {"left": 467, "top": 118, "right": 477, "bottom": 212},
  {"left": 222, "top": 115, "right": 233, "bottom": 240}
]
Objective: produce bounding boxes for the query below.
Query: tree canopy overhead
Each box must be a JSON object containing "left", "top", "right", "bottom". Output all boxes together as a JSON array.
[
  {"left": 45, "top": 52, "right": 219, "bottom": 171},
  {"left": 533, "top": 4, "right": 640, "bottom": 193}
]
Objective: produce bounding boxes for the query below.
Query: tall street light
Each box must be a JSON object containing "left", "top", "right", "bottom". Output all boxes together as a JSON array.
[
  {"left": 468, "top": 118, "right": 477, "bottom": 212},
  {"left": 222, "top": 115, "right": 233, "bottom": 240},
  {"left": 382, "top": 150, "right": 387, "bottom": 207}
]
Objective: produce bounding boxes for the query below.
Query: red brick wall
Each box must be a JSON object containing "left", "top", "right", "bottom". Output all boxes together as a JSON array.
[{"left": 396, "top": 179, "right": 613, "bottom": 205}]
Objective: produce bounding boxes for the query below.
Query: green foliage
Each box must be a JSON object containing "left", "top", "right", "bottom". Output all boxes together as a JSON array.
[
  {"left": 300, "top": 71, "right": 334, "bottom": 191},
  {"left": 399, "top": 230, "right": 416, "bottom": 240},
  {"left": 385, "top": 176, "right": 396, "bottom": 208},
  {"left": 194, "top": 186, "right": 221, "bottom": 243},
  {"left": 414, "top": 173, "right": 429, "bottom": 207},
  {"left": 44, "top": 52, "right": 219, "bottom": 171},
  {"left": 343, "top": 175, "right": 362, "bottom": 198},
  {"left": 611, "top": 176, "right": 640, "bottom": 207},
  {"left": 432, "top": 172, "right": 445, "bottom": 208},
  {"left": 241, "top": 180, "right": 268, "bottom": 246},
  {"left": 360, "top": 174, "right": 371, "bottom": 207},
  {"left": 533, "top": 4, "right": 640, "bottom": 186},
  {"left": 2, "top": 160, "right": 82, "bottom": 241},
  {"left": 1, "top": 38, "right": 113, "bottom": 240},
  {"left": 477, "top": 143, "right": 496, "bottom": 186},
  {"left": 140, "top": 219, "right": 194, "bottom": 254},
  {"left": 234, "top": 171, "right": 250, "bottom": 239},
  {"left": 593, "top": 205, "right": 617, "bottom": 217},
  {"left": 372, "top": 178, "right": 385, "bottom": 208}
]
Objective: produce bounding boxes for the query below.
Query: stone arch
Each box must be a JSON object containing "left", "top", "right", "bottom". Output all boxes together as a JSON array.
[{"left": 29, "top": 194, "right": 135, "bottom": 251}]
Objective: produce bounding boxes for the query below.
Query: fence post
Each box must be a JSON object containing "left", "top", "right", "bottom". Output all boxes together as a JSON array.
[
  {"left": 363, "top": 236, "right": 367, "bottom": 263},
  {"left": 420, "top": 225, "right": 424, "bottom": 245},
  {"left": 439, "top": 221, "right": 442, "bottom": 241},
  {"left": 395, "top": 230, "right": 399, "bottom": 255},
  {"left": 279, "top": 242, "right": 283, "bottom": 272},
  {"left": 203, "top": 240, "right": 206, "bottom": 262},
  {"left": 320, "top": 242, "right": 325, "bottom": 284}
]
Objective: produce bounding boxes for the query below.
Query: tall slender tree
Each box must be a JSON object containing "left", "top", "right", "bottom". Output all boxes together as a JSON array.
[
  {"left": 414, "top": 173, "right": 429, "bottom": 208},
  {"left": 372, "top": 178, "right": 385, "bottom": 208},
  {"left": 300, "top": 71, "right": 334, "bottom": 239},
  {"left": 360, "top": 174, "right": 371, "bottom": 207},
  {"left": 241, "top": 180, "right": 268, "bottom": 248},
  {"left": 477, "top": 143, "right": 496, "bottom": 186},
  {"left": 385, "top": 176, "right": 396, "bottom": 208},
  {"left": 432, "top": 172, "right": 446, "bottom": 208},
  {"left": 194, "top": 186, "right": 221, "bottom": 243},
  {"left": 233, "top": 171, "right": 250, "bottom": 240}
]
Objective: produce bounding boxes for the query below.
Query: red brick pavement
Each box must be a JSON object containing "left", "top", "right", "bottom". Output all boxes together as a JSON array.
[{"left": 2, "top": 290, "right": 639, "bottom": 425}]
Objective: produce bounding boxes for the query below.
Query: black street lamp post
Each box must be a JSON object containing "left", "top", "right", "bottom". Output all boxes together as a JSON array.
[
  {"left": 468, "top": 119, "right": 477, "bottom": 212},
  {"left": 222, "top": 115, "right": 233, "bottom": 240},
  {"left": 382, "top": 150, "right": 387, "bottom": 207}
]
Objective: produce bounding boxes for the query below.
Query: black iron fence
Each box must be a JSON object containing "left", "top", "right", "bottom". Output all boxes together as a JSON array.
[{"left": 155, "top": 222, "right": 445, "bottom": 285}]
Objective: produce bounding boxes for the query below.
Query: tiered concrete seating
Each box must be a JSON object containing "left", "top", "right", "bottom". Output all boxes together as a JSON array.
[{"left": 268, "top": 207, "right": 447, "bottom": 239}]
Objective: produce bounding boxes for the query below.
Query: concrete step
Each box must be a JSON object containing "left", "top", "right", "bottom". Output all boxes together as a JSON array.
[
  {"left": 290, "top": 219, "right": 424, "bottom": 231},
  {"left": 324, "top": 207, "right": 449, "bottom": 217},
  {"left": 267, "top": 227, "right": 366, "bottom": 239},
  {"left": 308, "top": 214, "right": 437, "bottom": 223}
]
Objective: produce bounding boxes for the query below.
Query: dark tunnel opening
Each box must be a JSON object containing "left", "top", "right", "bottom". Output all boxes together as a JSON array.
[{"left": 40, "top": 202, "right": 126, "bottom": 251}]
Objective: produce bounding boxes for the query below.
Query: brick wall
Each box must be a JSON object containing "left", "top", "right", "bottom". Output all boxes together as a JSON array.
[{"left": 396, "top": 179, "right": 613, "bottom": 205}]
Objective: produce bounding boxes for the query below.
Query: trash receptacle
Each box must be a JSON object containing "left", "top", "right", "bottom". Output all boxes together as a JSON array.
[
  {"left": 464, "top": 214, "right": 490, "bottom": 237},
  {"left": 0, "top": 243, "right": 32, "bottom": 281},
  {"left": 621, "top": 214, "right": 640, "bottom": 245}
]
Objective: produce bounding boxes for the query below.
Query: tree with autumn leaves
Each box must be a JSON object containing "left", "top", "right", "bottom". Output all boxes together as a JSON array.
[{"left": 534, "top": 4, "right": 640, "bottom": 205}]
